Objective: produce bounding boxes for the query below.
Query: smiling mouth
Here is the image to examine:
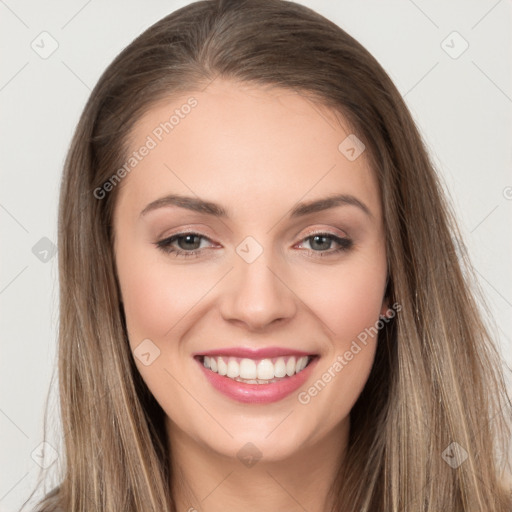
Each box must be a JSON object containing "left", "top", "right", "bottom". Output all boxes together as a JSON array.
[{"left": 196, "top": 354, "right": 318, "bottom": 385}]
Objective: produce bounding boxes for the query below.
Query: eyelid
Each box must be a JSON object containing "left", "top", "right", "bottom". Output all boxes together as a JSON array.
[
  {"left": 154, "top": 223, "right": 214, "bottom": 240},
  {"left": 298, "top": 226, "right": 349, "bottom": 239}
]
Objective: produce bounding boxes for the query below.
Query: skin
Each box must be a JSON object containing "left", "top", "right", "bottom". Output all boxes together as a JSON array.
[{"left": 113, "top": 79, "right": 389, "bottom": 511}]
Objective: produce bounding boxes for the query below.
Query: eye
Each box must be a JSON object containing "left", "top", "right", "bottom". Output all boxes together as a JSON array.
[
  {"left": 155, "top": 232, "right": 215, "bottom": 258},
  {"left": 296, "top": 232, "right": 353, "bottom": 257}
]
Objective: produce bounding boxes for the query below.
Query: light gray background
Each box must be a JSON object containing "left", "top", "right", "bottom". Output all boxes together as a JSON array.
[{"left": 1, "top": 1, "right": 511, "bottom": 510}]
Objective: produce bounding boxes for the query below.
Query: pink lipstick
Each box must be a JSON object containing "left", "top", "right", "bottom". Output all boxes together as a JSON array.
[{"left": 194, "top": 347, "right": 319, "bottom": 404}]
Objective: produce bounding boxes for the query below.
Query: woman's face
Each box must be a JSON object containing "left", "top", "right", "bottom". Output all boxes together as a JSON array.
[{"left": 113, "top": 79, "right": 388, "bottom": 462}]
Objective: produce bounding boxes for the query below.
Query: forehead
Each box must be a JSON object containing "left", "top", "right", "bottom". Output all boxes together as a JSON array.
[{"left": 115, "top": 79, "right": 381, "bottom": 222}]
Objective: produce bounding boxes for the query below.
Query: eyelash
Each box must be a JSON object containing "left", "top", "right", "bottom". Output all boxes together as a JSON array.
[{"left": 154, "top": 231, "right": 353, "bottom": 259}]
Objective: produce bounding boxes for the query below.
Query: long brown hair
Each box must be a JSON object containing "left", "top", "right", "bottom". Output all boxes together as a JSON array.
[{"left": 25, "top": 0, "right": 511, "bottom": 510}]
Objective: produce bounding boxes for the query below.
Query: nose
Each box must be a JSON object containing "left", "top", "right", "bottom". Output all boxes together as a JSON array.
[{"left": 219, "top": 248, "right": 297, "bottom": 332}]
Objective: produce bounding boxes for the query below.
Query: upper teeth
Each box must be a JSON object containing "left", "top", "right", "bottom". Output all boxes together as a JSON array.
[{"left": 203, "top": 355, "right": 309, "bottom": 380}]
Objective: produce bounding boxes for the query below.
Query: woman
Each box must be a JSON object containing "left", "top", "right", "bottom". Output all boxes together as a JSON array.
[{"left": 27, "top": 0, "right": 511, "bottom": 510}]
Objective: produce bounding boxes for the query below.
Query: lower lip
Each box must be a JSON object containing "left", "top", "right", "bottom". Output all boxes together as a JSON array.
[{"left": 196, "top": 357, "right": 319, "bottom": 404}]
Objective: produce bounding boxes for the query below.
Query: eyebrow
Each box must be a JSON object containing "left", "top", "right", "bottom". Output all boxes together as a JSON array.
[{"left": 140, "top": 193, "right": 373, "bottom": 219}]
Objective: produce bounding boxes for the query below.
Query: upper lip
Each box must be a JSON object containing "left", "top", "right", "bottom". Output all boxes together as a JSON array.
[{"left": 195, "top": 347, "right": 317, "bottom": 359}]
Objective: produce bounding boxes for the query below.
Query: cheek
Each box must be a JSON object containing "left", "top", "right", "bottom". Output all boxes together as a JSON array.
[
  {"left": 301, "top": 253, "right": 387, "bottom": 344},
  {"left": 119, "top": 264, "right": 175, "bottom": 344},
  {"left": 115, "top": 242, "right": 211, "bottom": 411},
  {"left": 116, "top": 241, "right": 214, "bottom": 345},
  {"left": 292, "top": 253, "right": 386, "bottom": 416}
]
